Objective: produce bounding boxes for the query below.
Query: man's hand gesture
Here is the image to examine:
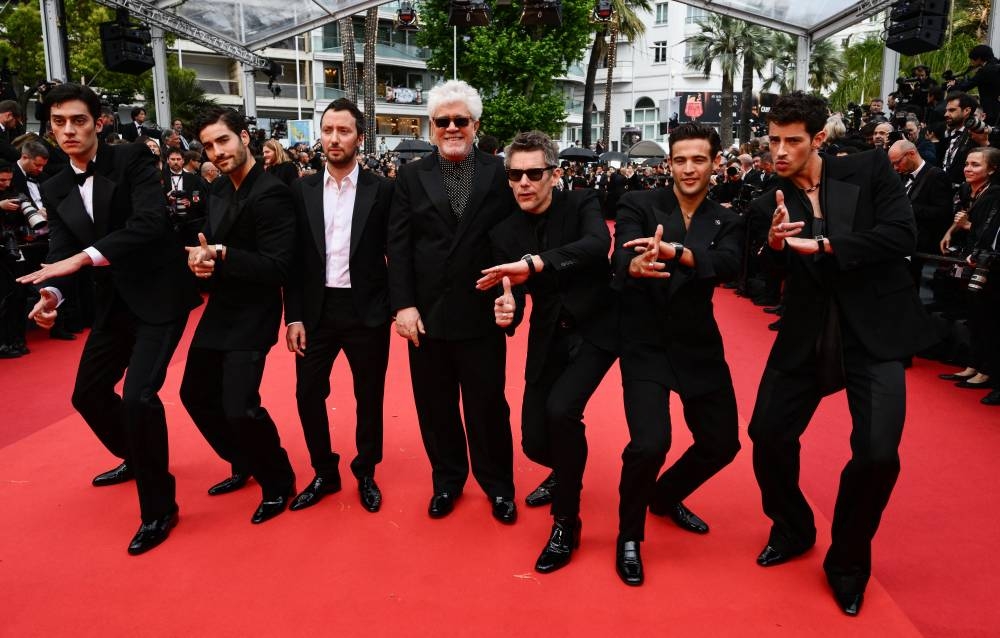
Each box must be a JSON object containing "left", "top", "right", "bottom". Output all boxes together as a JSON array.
[
  {"left": 17, "top": 252, "right": 92, "bottom": 286},
  {"left": 395, "top": 306, "right": 425, "bottom": 347},
  {"left": 185, "top": 232, "right": 217, "bottom": 279},
  {"left": 477, "top": 259, "right": 532, "bottom": 290},
  {"left": 494, "top": 277, "right": 516, "bottom": 327},
  {"left": 627, "top": 223, "right": 670, "bottom": 279},
  {"left": 27, "top": 288, "right": 58, "bottom": 329},
  {"left": 286, "top": 323, "right": 307, "bottom": 356},
  {"left": 767, "top": 190, "right": 804, "bottom": 250}
]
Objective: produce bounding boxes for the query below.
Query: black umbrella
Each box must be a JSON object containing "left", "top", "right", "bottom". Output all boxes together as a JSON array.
[
  {"left": 393, "top": 138, "right": 434, "bottom": 153},
  {"left": 559, "top": 146, "right": 599, "bottom": 162}
]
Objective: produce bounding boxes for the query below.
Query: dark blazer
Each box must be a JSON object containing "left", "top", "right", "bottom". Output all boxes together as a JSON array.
[
  {"left": 266, "top": 162, "right": 300, "bottom": 188},
  {"left": 10, "top": 162, "right": 47, "bottom": 201},
  {"left": 907, "top": 162, "right": 954, "bottom": 254},
  {"left": 121, "top": 122, "right": 147, "bottom": 143},
  {"left": 191, "top": 162, "right": 295, "bottom": 351},
  {"left": 488, "top": 190, "right": 617, "bottom": 382},
  {"left": 751, "top": 150, "right": 936, "bottom": 369},
  {"left": 613, "top": 188, "right": 743, "bottom": 397},
  {"left": 39, "top": 142, "right": 200, "bottom": 328},
  {"left": 954, "top": 63, "right": 1000, "bottom": 124},
  {"left": 285, "top": 167, "right": 394, "bottom": 331},
  {"left": 387, "top": 148, "right": 516, "bottom": 340}
]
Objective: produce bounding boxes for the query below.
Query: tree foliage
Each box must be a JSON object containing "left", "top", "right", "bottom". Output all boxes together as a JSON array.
[
  {"left": 416, "top": 0, "right": 592, "bottom": 143},
  {"left": 761, "top": 34, "right": 846, "bottom": 95}
]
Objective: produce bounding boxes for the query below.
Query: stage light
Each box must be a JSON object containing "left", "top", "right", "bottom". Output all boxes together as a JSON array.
[
  {"left": 593, "top": 0, "right": 613, "bottom": 22},
  {"left": 396, "top": 1, "right": 421, "bottom": 32},
  {"left": 521, "top": 0, "right": 562, "bottom": 26},
  {"left": 448, "top": 0, "right": 491, "bottom": 27}
]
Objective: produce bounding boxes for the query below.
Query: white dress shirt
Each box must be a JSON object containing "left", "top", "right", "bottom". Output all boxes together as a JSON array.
[{"left": 323, "top": 163, "right": 359, "bottom": 288}]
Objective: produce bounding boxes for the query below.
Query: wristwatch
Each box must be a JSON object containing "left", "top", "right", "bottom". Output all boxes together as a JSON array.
[
  {"left": 521, "top": 254, "right": 536, "bottom": 275},
  {"left": 215, "top": 244, "right": 225, "bottom": 260},
  {"left": 815, "top": 235, "right": 826, "bottom": 254},
  {"left": 669, "top": 242, "right": 685, "bottom": 264}
]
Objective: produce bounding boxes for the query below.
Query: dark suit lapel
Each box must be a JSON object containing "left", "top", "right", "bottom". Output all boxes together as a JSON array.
[
  {"left": 822, "top": 163, "right": 860, "bottom": 236},
  {"left": 208, "top": 184, "right": 232, "bottom": 239},
  {"left": 351, "top": 170, "right": 377, "bottom": 259},
  {"left": 213, "top": 163, "right": 262, "bottom": 241},
  {"left": 304, "top": 172, "right": 326, "bottom": 260},
  {"left": 417, "top": 154, "right": 455, "bottom": 226},
  {"left": 51, "top": 170, "right": 95, "bottom": 246},
  {"left": 907, "top": 165, "right": 932, "bottom": 201},
  {"left": 666, "top": 199, "right": 719, "bottom": 298},
  {"left": 776, "top": 177, "right": 824, "bottom": 284},
  {"left": 91, "top": 146, "right": 116, "bottom": 237}
]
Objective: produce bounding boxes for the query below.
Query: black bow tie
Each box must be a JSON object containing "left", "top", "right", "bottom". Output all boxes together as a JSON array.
[
  {"left": 25, "top": 175, "right": 39, "bottom": 184},
  {"left": 74, "top": 163, "right": 95, "bottom": 186}
]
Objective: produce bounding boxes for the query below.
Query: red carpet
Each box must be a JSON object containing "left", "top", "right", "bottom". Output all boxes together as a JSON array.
[{"left": 1, "top": 291, "right": 997, "bottom": 637}]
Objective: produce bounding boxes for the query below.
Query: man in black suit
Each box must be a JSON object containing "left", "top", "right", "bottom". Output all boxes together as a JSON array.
[
  {"left": 887, "top": 139, "right": 955, "bottom": 283},
  {"left": 163, "top": 148, "right": 206, "bottom": 245},
  {"left": 0, "top": 100, "right": 22, "bottom": 162},
  {"left": 950, "top": 45, "right": 1000, "bottom": 125},
  {"left": 11, "top": 140, "right": 50, "bottom": 203},
  {"left": 939, "top": 92, "right": 978, "bottom": 185},
  {"left": 479, "top": 131, "right": 618, "bottom": 572},
  {"left": 18, "top": 83, "right": 200, "bottom": 555},
  {"left": 388, "top": 80, "right": 518, "bottom": 523},
  {"left": 749, "top": 92, "right": 936, "bottom": 616},
  {"left": 284, "top": 98, "right": 393, "bottom": 514},
  {"left": 179, "top": 107, "right": 297, "bottom": 525},
  {"left": 612, "top": 123, "right": 743, "bottom": 586},
  {"left": 121, "top": 107, "right": 148, "bottom": 143}
]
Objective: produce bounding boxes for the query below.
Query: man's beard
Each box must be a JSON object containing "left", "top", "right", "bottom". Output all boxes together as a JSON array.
[{"left": 218, "top": 143, "right": 248, "bottom": 174}]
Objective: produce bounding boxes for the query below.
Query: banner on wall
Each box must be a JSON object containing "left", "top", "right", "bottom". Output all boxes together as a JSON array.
[
  {"left": 287, "top": 120, "right": 314, "bottom": 145},
  {"left": 676, "top": 92, "right": 743, "bottom": 123}
]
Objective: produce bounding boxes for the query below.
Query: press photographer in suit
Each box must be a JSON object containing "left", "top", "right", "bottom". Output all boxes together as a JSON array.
[
  {"left": 748, "top": 92, "right": 935, "bottom": 616},
  {"left": 180, "top": 107, "right": 297, "bottom": 525},
  {"left": 284, "top": 98, "right": 394, "bottom": 513},
  {"left": 18, "top": 83, "right": 200, "bottom": 555},
  {"left": 612, "top": 122, "right": 743, "bottom": 586}
]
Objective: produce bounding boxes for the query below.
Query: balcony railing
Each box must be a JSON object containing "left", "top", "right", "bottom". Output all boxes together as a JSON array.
[
  {"left": 311, "top": 37, "right": 430, "bottom": 61},
  {"left": 196, "top": 79, "right": 240, "bottom": 96},
  {"left": 314, "top": 84, "right": 427, "bottom": 106}
]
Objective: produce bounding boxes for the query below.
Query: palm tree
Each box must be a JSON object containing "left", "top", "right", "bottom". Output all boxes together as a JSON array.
[
  {"left": 761, "top": 34, "right": 846, "bottom": 95},
  {"left": 582, "top": 0, "right": 650, "bottom": 149},
  {"left": 685, "top": 13, "right": 744, "bottom": 148},
  {"left": 340, "top": 17, "right": 358, "bottom": 103},
  {"left": 737, "top": 23, "right": 768, "bottom": 143},
  {"left": 363, "top": 6, "right": 378, "bottom": 154}
]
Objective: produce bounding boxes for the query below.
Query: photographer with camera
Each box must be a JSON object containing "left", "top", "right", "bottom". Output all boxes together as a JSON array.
[
  {"left": 902, "top": 116, "right": 937, "bottom": 164},
  {"left": 938, "top": 147, "right": 1000, "bottom": 402},
  {"left": 949, "top": 45, "right": 1000, "bottom": 127},
  {"left": 164, "top": 148, "right": 206, "bottom": 246},
  {"left": 0, "top": 160, "right": 33, "bottom": 358}
]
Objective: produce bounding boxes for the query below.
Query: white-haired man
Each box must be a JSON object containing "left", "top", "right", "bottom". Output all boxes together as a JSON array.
[{"left": 388, "top": 80, "right": 519, "bottom": 523}]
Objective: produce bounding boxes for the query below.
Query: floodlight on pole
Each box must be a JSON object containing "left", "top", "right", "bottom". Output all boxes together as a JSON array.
[
  {"left": 395, "top": 1, "right": 421, "bottom": 32},
  {"left": 593, "top": 0, "right": 613, "bottom": 22},
  {"left": 448, "top": 0, "right": 491, "bottom": 27},
  {"left": 521, "top": 0, "right": 563, "bottom": 26}
]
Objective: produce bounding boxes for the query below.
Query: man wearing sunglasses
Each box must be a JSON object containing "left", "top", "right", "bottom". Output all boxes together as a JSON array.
[
  {"left": 388, "top": 80, "right": 518, "bottom": 523},
  {"left": 611, "top": 122, "right": 744, "bottom": 585},
  {"left": 477, "top": 131, "right": 618, "bottom": 573}
]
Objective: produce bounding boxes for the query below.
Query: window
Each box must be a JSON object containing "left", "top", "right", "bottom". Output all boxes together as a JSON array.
[
  {"left": 655, "top": 2, "right": 669, "bottom": 25},
  {"left": 686, "top": 6, "right": 707, "bottom": 24},
  {"left": 628, "top": 98, "right": 660, "bottom": 141},
  {"left": 653, "top": 41, "right": 668, "bottom": 63},
  {"left": 684, "top": 41, "right": 696, "bottom": 66}
]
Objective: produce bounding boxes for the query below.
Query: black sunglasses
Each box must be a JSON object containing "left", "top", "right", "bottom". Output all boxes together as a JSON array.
[
  {"left": 432, "top": 116, "right": 473, "bottom": 128},
  {"left": 506, "top": 166, "right": 557, "bottom": 182}
]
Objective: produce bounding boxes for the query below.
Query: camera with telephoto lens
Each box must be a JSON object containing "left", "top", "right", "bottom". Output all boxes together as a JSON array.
[
  {"left": 967, "top": 249, "right": 996, "bottom": 292},
  {"left": 965, "top": 116, "right": 989, "bottom": 134},
  {"left": 18, "top": 194, "right": 47, "bottom": 230},
  {"left": 168, "top": 189, "right": 189, "bottom": 217}
]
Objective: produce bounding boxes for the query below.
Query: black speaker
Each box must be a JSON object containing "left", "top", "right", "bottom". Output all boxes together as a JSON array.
[
  {"left": 886, "top": 0, "right": 950, "bottom": 55},
  {"left": 100, "top": 21, "right": 154, "bottom": 74}
]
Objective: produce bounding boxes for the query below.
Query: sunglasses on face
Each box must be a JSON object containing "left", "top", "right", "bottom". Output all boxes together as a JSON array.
[
  {"left": 432, "top": 116, "right": 473, "bottom": 129},
  {"left": 506, "top": 166, "right": 556, "bottom": 182}
]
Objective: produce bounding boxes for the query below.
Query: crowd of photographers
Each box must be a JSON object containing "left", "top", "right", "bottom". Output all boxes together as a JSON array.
[{"left": 2, "top": 44, "right": 998, "bottom": 405}]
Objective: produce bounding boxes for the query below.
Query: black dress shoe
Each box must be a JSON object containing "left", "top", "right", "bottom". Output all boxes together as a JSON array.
[
  {"left": 756, "top": 544, "right": 809, "bottom": 567},
  {"left": 616, "top": 540, "right": 644, "bottom": 586},
  {"left": 650, "top": 501, "right": 709, "bottom": 534},
  {"left": 428, "top": 491, "right": 458, "bottom": 518},
  {"left": 251, "top": 487, "right": 295, "bottom": 524},
  {"left": 127, "top": 508, "right": 178, "bottom": 555},
  {"left": 289, "top": 475, "right": 342, "bottom": 511},
  {"left": 0, "top": 345, "right": 24, "bottom": 359},
  {"left": 763, "top": 305, "right": 784, "bottom": 315},
  {"left": 535, "top": 516, "right": 581, "bottom": 573},
  {"left": 834, "top": 591, "right": 864, "bottom": 616},
  {"left": 525, "top": 472, "right": 557, "bottom": 507},
  {"left": 92, "top": 462, "right": 133, "bottom": 487},
  {"left": 981, "top": 390, "right": 1000, "bottom": 405},
  {"left": 956, "top": 378, "right": 991, "bottom": 389},
  {"left": 768, "top": 318, "right": 782, "bottom": 331},
  {"left": 207, "top": 472, "right": 250, "bottom": 496},
  {"left": 49, "top": 327, "right": 77, "bottom": 340},
  {"left": 491, "top": 496, "right": 517, "bottom": 524},
  {"left": 939, "top": 371, "right": 976, "bottom": 381},
  {"left": 358, "top": 476, "right": 382, "bottom": 513}
]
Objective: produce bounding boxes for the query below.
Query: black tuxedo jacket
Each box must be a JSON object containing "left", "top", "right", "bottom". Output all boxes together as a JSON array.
[
  {"left": 907, "top": 163, "right": 954, "bottom": 254},
  {"left": 121, "top": 122, "right": 147, "bottom": 143},
  {"left": 488, "top": 190, "right": 617, "bottom": 382},
  {"left": 751, "top": 150, "right": 936, "bottom": 369},
  {"left": 39, "top": 143, "right": 200, "bottom": 328},
  {"left": 285, "top": 167, "right": 394, "bottom": 331},
  {"left": 192, "top": 162, "right": 295, "bottom": 351},
  {"left": 613, "top": 189, "right": 743, "bottom": 397},
  {"left": 388, "top": 148, "right": 516, "bottom": 340},
  {"left": 10, "top": 162, "right": 47, "bottom": 203}
]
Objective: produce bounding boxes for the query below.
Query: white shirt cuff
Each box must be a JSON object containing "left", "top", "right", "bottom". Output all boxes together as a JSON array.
[
  {"left": 84, "top": 246, "right": 109, "bottom": 267},
  {"left": 286, "top": 321, "right": 303, "bottom": 326},
  {"left": 42, "top": 286, "right": 64, "bottom": 307}
]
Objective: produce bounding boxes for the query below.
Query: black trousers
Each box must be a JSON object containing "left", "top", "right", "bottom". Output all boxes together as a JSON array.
[
  {"left": 295, "top": 288, "right": 390, "bottom": 481},
  {"left": 618, "top": 381, "right": 740, "bottom": 541},
  {"left": 521, "top": 333, "right": 617, "bottom": 518},
  {"left": 180, "top": 347, "right": 294, "bottom": 499},
  {"left": 71, "top": 301, "right": 188, "bottom": 522},
  {"left": 408, "top": 332, "right": 514, "bottom": 499},
  {"left": 748, "top": 350, "right": 906, "bottom": 595}
]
